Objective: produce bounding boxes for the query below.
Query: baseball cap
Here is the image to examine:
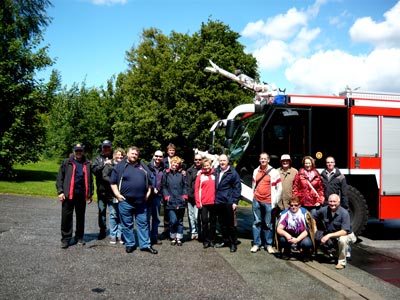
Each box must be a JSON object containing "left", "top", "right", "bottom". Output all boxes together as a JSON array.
[
  {"left": 154, "top": 150, "right": 163, "bottom": 157},
  {"left": 73, "top": 143, "right": 84, "bottom": 151},
  {"left": 102, "top": 140, "right": 112, "bottom": 147},
  {"left": 280, "top": 154, "right": 291, "bottom": 161}
]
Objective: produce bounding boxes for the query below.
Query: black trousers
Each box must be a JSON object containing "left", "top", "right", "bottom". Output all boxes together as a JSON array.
[
  {"left": 201, "top": 204, "right": 217, "bottom": 244},
  {"left": 61, "top": 196, "right": 86, "bottom": 242},
  {"left": 216, "top": 203, "right": 236, "bottom": 245}
]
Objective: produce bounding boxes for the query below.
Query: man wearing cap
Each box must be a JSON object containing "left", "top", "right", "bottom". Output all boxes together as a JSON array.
[
  {"left": 56, "top": 143, "right": 94, "bottom": 249},
  {"left": 92, "top": 140, "right": 113, "bottom": 239},
  {"left": 277, "top": 154, "right": 298, "bottom": 211}
]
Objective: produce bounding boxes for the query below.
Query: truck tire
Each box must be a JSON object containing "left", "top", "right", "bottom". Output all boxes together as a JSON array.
[{"left": 348, "top": 185, "right": 369, "bottom": 236}]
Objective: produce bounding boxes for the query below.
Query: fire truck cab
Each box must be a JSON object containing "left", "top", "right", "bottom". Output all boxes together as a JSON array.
[{"left": 211, "top": 90, "right": 400, "bottom": 235}]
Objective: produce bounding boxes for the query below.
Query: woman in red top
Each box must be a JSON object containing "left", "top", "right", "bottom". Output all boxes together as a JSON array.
[
  {"left": 195, "top": 158, "right": 217, "bottom": 248},
  {"left": 292, "top": 156, "right": 324, "bottom": 217}
]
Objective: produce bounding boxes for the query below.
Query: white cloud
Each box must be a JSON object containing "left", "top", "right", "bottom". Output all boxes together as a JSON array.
[
  {"left": 349, "top": 1, "right": 400, "bottom": 48},
  {"left": 291, "top": 27, "right": 321, "bottom": 56},
  {"left": 253, "top": 40, "right": 292, "bottom": 70},
  {"left": 242, "top": 0, "right": 400, "bottom": 94},
  {"left": 285, "top": 48, "right": 400, "bottom": 94},
  {"left": 91, "top": 0, "right": 128, "bottom": 6},
  {"left": 241, "top": 0, "right": 324, "bottom": 74},
  {"left": 285, "top": 50, "right": 362, "bottom": 94},
  {"left": 242, "top": 8, "right": 308, "bottom": 40}
]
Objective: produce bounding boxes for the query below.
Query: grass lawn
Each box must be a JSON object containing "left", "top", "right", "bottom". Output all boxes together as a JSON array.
[
  {"left": 0, "top": 160, "right": 248, "bottom": 205},
  {"left": 0, "top": 160, "right": 61, "bottom": 198}
]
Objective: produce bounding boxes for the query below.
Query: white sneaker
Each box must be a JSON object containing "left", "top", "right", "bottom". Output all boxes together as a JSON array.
[
  {"left": 266, "top": 246, "right": 276, "bottom": 254},
  {"left": 250, "top": 245, "right": 260, "bottom": 253}
]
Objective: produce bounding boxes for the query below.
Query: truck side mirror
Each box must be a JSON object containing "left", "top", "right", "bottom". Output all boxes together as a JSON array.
[
  {"left": 226, "top": 120, "right": 235, "bottom": 139},
  {"left": 208, "top": 131, "right": 215, "bottom": 148}
]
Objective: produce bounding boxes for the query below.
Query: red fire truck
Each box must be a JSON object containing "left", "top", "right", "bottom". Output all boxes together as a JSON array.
[{"left": 205, "top": 61, "right": 400, "bottom": 235}]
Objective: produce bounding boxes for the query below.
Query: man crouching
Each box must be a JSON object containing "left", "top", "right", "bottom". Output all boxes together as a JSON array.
[{"left": 314, "top": 194, "right": 356, "bottom": 269}]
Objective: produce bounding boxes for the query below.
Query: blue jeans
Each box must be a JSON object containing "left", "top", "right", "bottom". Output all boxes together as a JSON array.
[
  {"left": 187, "top": 201, "right": 199, "bottom": 236},
  {"left": 278, "top": 236, "right": 313, "bottom": 254},
  {"left": 108, "top": 202, "right": 121, "bottom": 239},
  {"left": 169, "top": 208, "right": 185, "bottom": 240},
  {"left": 119, "top": 200, "right": 150, "bottom": 249},
  {"left": 252, "top": 199, "right": 273, "bottom": 247},
  {"left": 147, "top": 194, "right": 161, "bottom": 240}
]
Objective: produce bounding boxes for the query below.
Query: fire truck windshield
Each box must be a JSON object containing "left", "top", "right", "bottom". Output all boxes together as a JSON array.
[{"left": 228, "top": 114, "right": 264, "bottom": 165}]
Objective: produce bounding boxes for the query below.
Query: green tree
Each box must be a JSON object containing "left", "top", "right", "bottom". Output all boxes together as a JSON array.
[
  {"left": 0, "top": 0, "right": 53, "bottom": 177},
  {"left": 114, "top": 20, "right": 257, "bottom": 161},
  {"left": 46, "top": 81, "right": 117, "bottom": 159},
  {"left": 44, "top": 19, "right": 259, "bottom": 164}
]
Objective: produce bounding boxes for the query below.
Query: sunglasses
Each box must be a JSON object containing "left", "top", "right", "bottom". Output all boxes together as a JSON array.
[
  {"left": 290, "top": 204, "right": 299, "bottom": 207},
  {"left": 194, "top": 159, "right": 202, "bottom": 161},
  {"left": 154, "top": 155, "right": 162, "bottom": 158}
]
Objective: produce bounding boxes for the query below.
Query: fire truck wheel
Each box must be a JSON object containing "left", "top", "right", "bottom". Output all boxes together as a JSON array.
[{"left": 348, "top": 185, "right": 369, "bottom": 236}]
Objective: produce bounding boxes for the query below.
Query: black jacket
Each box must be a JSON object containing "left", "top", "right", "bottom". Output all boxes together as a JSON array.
[
  {"left": 102, "top": 160, "right": 118, "bottom": 201},
  {"left": 186, "top": 164, "right": 202, "bottom": 204},
  {"left": 320, "top": 168, "right": 349, "bottom": 209},
  {"left": 56, "top": 155, "right": 94, "bottom": 200},
  {"left": 92, "top": 152, "right": 113, "bottom": 196}
]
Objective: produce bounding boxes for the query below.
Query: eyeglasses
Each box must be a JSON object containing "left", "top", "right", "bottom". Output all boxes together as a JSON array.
[
  {"left": 326, "top": 161, "right": 335, "bottom": 164},
  {"left": 290, "top": 204, "right": 299, "bottom": 207}
]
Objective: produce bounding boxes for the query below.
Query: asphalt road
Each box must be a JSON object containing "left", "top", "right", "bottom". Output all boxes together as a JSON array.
[{"left": 0, "top": 194, "right": 399, "bottom": 300}]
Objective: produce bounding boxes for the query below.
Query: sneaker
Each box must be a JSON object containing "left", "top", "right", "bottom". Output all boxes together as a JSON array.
[
  {"left": 61, "top": 241, "right": 69, "bottom": 249},
  {"left": 170, "top": 239, "right": 177, "bottom": 246},
  {"left": 250, "top": 245, "right": 260, "bottom": 253},
  {"left": 76, "top": 239, "right": 86, "bottom": 245},
  {"left": 191, "top": 234, "right": 198, "bottom": 240},
  {"left": 110, "top": 237, "right": 117, "bottom": 244},
  {"left": 346, "top": 246, "right": 352, "bottom": 260},
  {"left": 176, "top": 239, "right": 183, "bottom": 246},
  {"left": 335, "top": 263, "right": 345, "bottom": 270},
  {"left": 214, "top": 242, "right": 227, "bottom": 248},
  {"left": 266, "top": 246, "right": 276, "bottom": 254}
]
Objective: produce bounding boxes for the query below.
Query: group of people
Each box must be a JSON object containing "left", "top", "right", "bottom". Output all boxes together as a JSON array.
[
  {"left": 251, "top": 152, "right": 356, "bottom": 270},
  {"left": 56, "top": 141, "right": 242, "bottom": 255},
  {"left": 56, "top": 141, "right": 356, "bottom": 268}
]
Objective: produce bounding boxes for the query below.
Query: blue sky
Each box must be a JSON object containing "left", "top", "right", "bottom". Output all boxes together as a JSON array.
[{"left": 39, "top": 0, "right": 400, "bottom": 95}]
